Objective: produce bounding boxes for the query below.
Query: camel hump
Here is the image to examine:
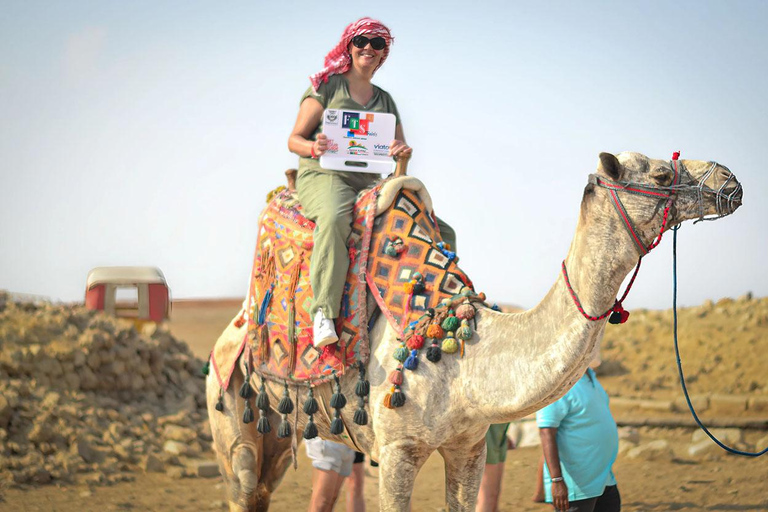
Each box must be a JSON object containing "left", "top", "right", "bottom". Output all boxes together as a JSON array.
[{"left": 376, "top": 176, "right": 433, "bottom": 216}]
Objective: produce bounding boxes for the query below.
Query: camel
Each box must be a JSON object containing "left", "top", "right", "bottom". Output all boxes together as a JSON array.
[{"left": 206, "top": 152, "right": 742, "bottom": 511}]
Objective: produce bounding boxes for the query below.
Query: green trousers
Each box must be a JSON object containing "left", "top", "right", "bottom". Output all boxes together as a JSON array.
[{"left": 296, "top": 169, "right": 457, "bottom": 319}]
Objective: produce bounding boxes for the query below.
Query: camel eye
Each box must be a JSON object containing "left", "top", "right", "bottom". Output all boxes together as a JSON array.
[{"left": 649, "top": 167, "right": 673, "bottom": 186}]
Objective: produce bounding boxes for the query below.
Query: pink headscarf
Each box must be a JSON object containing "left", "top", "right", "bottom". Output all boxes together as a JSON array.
[{"left": 309, "top": 17, "right": 394, "bottom": 92}]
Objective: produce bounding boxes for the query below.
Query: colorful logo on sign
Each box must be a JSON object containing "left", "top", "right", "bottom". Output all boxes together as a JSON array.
[
  {"left": 342, "top": 112, "right": 374, "bottom": 138},
  {"left": 347, "top": 140, "right": 368, "bottom": 155}
]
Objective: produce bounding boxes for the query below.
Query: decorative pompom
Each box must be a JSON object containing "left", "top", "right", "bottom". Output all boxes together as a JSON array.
[
  {"left": 201, "top": 360, "right": 210, "bottom": 376},
  {"left": 455, "top": 303, "right": 475, "bottom": 320},
  {"left": 442, "top": 333, "right": 459, "bottom": 354},
  {"left": 385, "top": 237, "right": 406, "bottom": 257},
  {"left": 277, "top": 418, "right": 292, "bottom": 439},
  {"left": 388, "top": 369, "right": 404, "bottom": 385},
  {"left": 234, "top": 316, "right": 245, "bottom": 328},
  {"left": 412, "top": 281, "right": 425, "bottom": 294},
  {"left": 330, "top": 417, "right": 345, "bottom": 435},
  {"left": 426, "top": 343, "right": 442, "bottom": 363},
  {"left": 355, "top": 379, "right": 370, "bottom": 397},
  {"left": 383, "top": 393, "right": 394, "bottom": 409},
  {"left": 385, "top": 245, "right": 398, "bottom": 257},
  {"left": 391, "top": 389, "right": 406, "bottom": 408},
  {"left": 403, "top": 282, "right": 415, "bottom": 294},
  {"left": 239, "top": 380, "right": 253, "bottom": 400},
  {"left": 441, "top": 315, "right": 459, "bottom": 331},
  {"left": 404, "top": 350, "right": 419, "bottom": 371},
  {"left": 303, "top": 418, "right": 318, "bottom": 439},
  {"left": 426, "top": 308, "right": 436, "bottom": 318},
  {"left": 406, "top": 334, "right": 425, "bottom": 350},
  {"left": 456, "top": 319, "right": 472, "bottom": 341},
  {"left": 440, "top": 298, "right": 452, "bottom": 307},
  {"left": 426, "top": 324, "right": 445, "bottom": 339},
  {"left": 278, "top": 395, "right": 294, "bottom": 415},
  {"left": 330, "top": 391, "right": 347, "bottom": 409},
  {"left": 215, "top": 395, "right": 224, "bottom": 412},
  {"left": 393, "top": 345, "right": 409, "bottom": 362},
  {"left": 243, "top": 404, "right": 254, "bottom": 424},
  {"left": 256, "top": 390, "right": 270, "bottom": 411},
  {"left": 353, "top": 406, "right": 368, "bottom": 426},
  {"left": 303, "top": 392, "right": 319, "bottom": 415},
  {"left": 256, "top": 411, "right": 271, "bottom": 434},
  {"left": 460, "top": 286, "right": 472, "bottom": 296}
]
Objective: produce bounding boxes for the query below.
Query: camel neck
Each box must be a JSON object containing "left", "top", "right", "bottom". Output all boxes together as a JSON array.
[{"left": 465, "top": 206, "right": 639, "bottom": 423}]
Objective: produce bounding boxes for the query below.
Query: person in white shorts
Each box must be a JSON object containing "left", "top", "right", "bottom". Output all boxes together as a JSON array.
[{"left": 305, "top": 438, "right": 365, "bottom": 511}]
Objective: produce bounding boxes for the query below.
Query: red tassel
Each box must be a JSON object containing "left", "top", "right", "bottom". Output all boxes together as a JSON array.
[
  {"left": 406, "top": 334, "right": 425, "bottom": 350},
  {"left": 672, "top": 151, "right": 680, "bottom": 161}
]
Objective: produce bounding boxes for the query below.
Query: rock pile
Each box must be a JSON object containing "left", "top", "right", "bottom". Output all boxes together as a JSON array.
[{"left": 0, "top": 292, "right": 213, "bottom": 487}]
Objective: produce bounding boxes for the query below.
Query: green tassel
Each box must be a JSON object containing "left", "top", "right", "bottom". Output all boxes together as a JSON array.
[
  {"left": 303, "top": 386, "right": 318, "bottom": 415},
  {"left": 239, "top": 380, "right": 253, "bottom": 399},
  {"left": 278, "top": 383, "right": 294, "bottom": 414},
  {"left": 393, "top": 345, "right": 408, "bottom": 362},
  {"left": 441, "top": 315, "right": 459, "bottom": 332},
  {"left": 201, "top": 360, "right": 210, "bottom": 376},
  {"left": 277, "top": 415, "right": 291, "bottom": 439},
  {"left": 355, "top": 364, "right": 369, "bottom": 397},
  {"left": 330, "top": 411, "right": 344, "bottom": 435},
  {"left": 353, "top": 396, "right": 368, "bottom": 425},
  {"left": 256, "top": 409, "right": 271, "bottom": 434},
  {"left": 391, "top": 387, "right": 406, "bottom": 408},
  {"left": 215, "top": 394, "right": 224, "bottom": 412},
  {"left": 243, "top": 403, "right": 254, "bottom": 424},
  {"left": 256, "top": 379, "right": 270, "bottom": 410},
  {"left": 330, "top": 375, "right": 347, "bottom": 409},
  {"left": 303, "top": 417, "right": 318, "bottom": 439}
]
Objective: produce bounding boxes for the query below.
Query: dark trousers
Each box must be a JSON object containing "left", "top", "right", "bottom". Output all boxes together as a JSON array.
[{"left": 563, "top": 485, "right": 621, "bottom": 512}]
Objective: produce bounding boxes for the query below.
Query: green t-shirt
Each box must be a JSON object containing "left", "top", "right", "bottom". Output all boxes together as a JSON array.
[{"left": 297, "top": 74, "right": 401, "bottom": 176}]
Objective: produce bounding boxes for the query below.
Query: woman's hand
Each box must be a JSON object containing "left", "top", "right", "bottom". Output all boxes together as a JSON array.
[
  {"left": 312, "top": 133, "right": 329, "bottom": 158},
  {"left": 388, "top": 139, "right": 412, "bottom": 159}
]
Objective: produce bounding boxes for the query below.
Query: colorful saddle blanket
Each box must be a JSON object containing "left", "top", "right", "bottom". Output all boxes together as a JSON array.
[{"left": 247, "top": 177, "right": 474, "bottom": 383}]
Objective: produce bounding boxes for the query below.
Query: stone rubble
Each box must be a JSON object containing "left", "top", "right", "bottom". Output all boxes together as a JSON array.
[{"left": 0, "top": 292, "right": 217, "bottom": 487}]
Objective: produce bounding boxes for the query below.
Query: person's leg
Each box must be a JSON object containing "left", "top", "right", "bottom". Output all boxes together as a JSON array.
[
  {"left": 309, "top": 467, "right": 344, "bottom": 512},
  {"left": 476, "top": 423, "right": 510, "bottom": 512},
  {"left": 345, "top": 452, "right": 366, "bottom": 512},
  {"left": 592, "top": 485, "right": 621, "bottom": 512},
  {"left": 532, "top": 453, "right": 545, "bottom": 502},
  {"left": 305, "top": 438, "right": 345, "bottom": 512},
  {"left": 476, "top": 462, "right": 504, "bottom": 512},
  {"left": 296, "top": 171, "right": 360, "bottom": 320}
]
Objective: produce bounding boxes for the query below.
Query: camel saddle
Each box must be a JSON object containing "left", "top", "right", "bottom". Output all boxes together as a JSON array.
[{"left": 214, "top": 176, "right": 475, "bottom": 389}]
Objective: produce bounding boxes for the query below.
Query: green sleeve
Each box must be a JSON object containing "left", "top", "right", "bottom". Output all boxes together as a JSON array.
[{"left": 300, "top": 81, "right": 328, "bottom": 108}]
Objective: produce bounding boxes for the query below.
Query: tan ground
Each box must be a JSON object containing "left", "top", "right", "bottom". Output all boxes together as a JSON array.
[{"left": 3, "top": 297, "right": 768, "bottom": 511}]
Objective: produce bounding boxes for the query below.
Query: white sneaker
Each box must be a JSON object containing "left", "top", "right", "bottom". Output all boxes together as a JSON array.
[{"left": 313, "top": 310, "right": 338, "bottom": 348}]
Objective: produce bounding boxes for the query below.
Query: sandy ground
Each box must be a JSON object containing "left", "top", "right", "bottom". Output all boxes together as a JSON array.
[{"left": 4, "top": 298, "right": 768, "bottom": 511}]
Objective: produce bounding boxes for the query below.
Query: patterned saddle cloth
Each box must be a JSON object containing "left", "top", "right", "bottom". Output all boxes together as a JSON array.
[{"left": 234, "top": 176, "right": 476, "bottom": 385}]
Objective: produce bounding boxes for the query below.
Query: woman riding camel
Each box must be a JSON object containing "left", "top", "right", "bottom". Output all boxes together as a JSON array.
[{"left": 288, "top": 17, "right": 455, "bottom": 347}]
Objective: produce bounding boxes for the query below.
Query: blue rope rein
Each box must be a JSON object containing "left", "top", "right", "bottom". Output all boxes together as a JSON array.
[{"left": 672, "top": 225, "right": 768, "bottom": 457}]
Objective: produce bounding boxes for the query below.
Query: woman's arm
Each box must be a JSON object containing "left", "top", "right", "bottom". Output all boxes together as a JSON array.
[
  {"left": 288, "top": 97, "right": 328, "bottom": 158},
  {"left": 539, "top": 427, "right": 569, "bottom": 512},
  {"left": 389, "top": 124, "right": 413, "bottom": 158}
]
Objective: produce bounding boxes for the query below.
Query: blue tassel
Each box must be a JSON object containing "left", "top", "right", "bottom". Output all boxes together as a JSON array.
[
  {"left": 257, "top": 287, "right": 273, "bottom": 325},
  {"left": 437, "top": 241, "right": 456, "bottom": 261},
  {"left": 404, "top": 349, "right": 419, "bottom": 371}
]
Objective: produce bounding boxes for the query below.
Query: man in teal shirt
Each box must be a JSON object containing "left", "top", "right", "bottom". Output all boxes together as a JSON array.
[{"left": 536, "top": 368, "right": 621, "bottom": 512}]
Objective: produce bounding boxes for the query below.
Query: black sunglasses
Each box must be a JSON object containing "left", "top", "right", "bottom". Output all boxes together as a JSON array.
[{"left": 351, "top": 35, "right": 387, "bottom": 51}]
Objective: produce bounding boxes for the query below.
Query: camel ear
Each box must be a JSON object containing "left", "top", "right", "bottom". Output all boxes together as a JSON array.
[{"left": 597, "top": 152, "right": 623, "bottom": 180}]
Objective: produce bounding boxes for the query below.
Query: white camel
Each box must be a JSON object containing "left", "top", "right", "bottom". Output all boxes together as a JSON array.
[{"left": 206, "top": 152, "right": 742, "bottom": 511}]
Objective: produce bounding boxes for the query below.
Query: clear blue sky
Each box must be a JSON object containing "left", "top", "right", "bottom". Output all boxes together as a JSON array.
[{"left": 2, "top": 0, "right": 766, "bottom": 309}]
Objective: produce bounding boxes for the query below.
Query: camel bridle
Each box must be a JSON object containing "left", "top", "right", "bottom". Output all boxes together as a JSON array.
[{"left": 561, "top": 154, "right": 740, "bottom": 325}]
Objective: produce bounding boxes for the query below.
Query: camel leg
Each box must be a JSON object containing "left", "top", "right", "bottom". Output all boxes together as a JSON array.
[
  {"left": 438, "top": 435, "right": 487, "bottom": 512},
  {"left": 377, "top": 440, "right": 433, "bottom": 512},
  {"left": 208, "top": 371, "right": 293, "bottom": 512}
]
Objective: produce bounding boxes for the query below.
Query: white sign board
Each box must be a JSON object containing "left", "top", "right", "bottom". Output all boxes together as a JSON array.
[{"left": 319, "top": 109, "right": 396, "bottom": 174}]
